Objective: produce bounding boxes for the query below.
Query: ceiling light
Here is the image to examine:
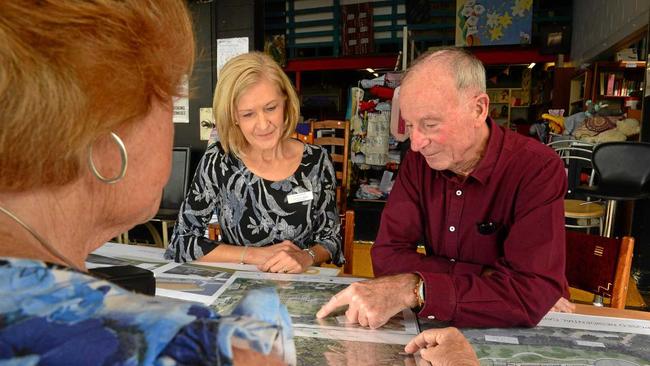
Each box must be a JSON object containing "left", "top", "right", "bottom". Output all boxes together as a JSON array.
[
  {"left": 373, "top": 72, "right": 379, "bottom": 77},
  {"left": 528, "top": 63, "right": 536, "bottom": 69},
  {"left": 366, "top": 68, "right": 375, "bottom": 73}
]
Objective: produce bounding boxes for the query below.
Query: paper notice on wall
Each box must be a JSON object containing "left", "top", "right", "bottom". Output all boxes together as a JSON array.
[
  {"left": 199, "top": 107, "right": 214, "bottom": 142},
  {"left": 217, "top": 37, "right": 249, "bottom": 78},
  {"left": 173, "top": 75, "right": 189, "bottom": 123}
]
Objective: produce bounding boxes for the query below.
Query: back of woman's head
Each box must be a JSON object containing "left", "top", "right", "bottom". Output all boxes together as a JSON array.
[
  {"left": 0, "top": 0, "right": 195, "bottom": 191},
  {"left": 213, "top": 51, "right": 300, "bottom": 156}
]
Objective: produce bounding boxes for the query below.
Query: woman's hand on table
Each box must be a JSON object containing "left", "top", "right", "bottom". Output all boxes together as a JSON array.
[
  {"left": 257, "top": 242, "right": 314, "bottom": 273},
  {"left": 246, "top": 241, "right": 301, "bottom": 264}
]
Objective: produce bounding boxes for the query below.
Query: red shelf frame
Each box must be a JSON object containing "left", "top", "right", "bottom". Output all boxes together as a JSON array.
[{"left": 285, "top": 48, "right": 559, "bottom": 92}]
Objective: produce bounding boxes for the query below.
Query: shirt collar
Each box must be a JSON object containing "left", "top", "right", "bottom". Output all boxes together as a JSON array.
[{"left": 468, "top": 117, "right": 503, "bottom": 185}]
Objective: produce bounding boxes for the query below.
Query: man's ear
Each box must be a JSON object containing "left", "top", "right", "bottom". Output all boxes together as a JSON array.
[{"left": 473, "top": 93, "right": 489, "bottom": 122}]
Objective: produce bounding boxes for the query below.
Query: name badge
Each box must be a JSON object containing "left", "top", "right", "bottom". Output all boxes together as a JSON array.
[{"left": 287, "top": 191, "right": 314, "bottom": 204}]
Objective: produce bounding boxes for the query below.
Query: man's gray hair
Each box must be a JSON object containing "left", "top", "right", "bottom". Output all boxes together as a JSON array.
[{"left": 403, "top": 47, "right": 486, "bottom": 94}]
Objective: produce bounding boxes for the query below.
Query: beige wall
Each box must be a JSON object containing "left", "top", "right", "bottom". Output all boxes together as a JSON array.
[{"left": 571, "top": 0, "right": 649, "bottom": 64}]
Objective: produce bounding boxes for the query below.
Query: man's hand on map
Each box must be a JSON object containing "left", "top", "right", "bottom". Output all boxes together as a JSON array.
[
  {"left": 549, "top": 297, "right": 576, "bottom": 313},
  {"left": 256, "top": 240, "right": 313, "bottom": 274},
  {"left": 404, "top": 327, "right": 479, "bottom": 366},
  {"left": 316, "top": 273, "right": 420, "bottom": 329}
]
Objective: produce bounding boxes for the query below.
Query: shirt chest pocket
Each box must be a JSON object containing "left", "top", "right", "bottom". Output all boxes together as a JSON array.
[{"left": 463, "top": 223, "right": 507, "bottom": 264}]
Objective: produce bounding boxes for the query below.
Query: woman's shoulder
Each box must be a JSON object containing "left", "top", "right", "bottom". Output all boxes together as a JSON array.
[
  {"left": 203, "top": 141, "right": 237, "bottom": 167},
  {"left": 0, "top": 258, "right": 200, "bottom": 317},
  {"left": 301, "top": 143, "right": 336, "bottom": 171},
  {"left": 301, "top": 142, "right": 328, "bottom": 160},
  {"left": 0, "top": 258, "right": 228, "bottom": 364},
  {"left": 205, "top": 141, "right": 227, "bottom": 159}
]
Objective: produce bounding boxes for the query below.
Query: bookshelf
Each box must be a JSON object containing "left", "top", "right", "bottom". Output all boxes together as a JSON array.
[
  {"left": 568, "top": 69, "right": 592, "bottom": 115},
  {"left": 591, "top": 61, "right": 645, "bottom": 113},
  {"left": 487, "top": 88, "right": 530, "bottom": 128}
]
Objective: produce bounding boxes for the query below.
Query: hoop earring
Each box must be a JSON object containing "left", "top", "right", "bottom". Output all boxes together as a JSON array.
[{"left": 88, "top": 132, "right": 128, "bottom": 184}]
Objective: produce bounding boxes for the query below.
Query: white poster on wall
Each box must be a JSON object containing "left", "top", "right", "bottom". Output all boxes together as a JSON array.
[
  {"left": 216, "top": 37, "right": 249, "bottom": 78},
  {"left": 173, "top": 75, "right": 189, "bottom": 123}
]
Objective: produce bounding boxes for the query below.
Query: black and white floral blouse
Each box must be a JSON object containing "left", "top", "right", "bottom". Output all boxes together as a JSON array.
[{"left": 165, "top": 141, "right": 343, "bottom": 265}]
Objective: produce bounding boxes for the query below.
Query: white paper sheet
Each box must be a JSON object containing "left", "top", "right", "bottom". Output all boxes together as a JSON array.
[
  {"left": 173, "top": 75, "right": 189, "bottom": 123},
  {"left": 539, "top": 311, "right": 650, "bottom": 335},
  {"left": 216, "top": 37, "right": 249, "bottom": 78},
  {"left": 92, "top": 243, "right": 339, "bottom": 276}
]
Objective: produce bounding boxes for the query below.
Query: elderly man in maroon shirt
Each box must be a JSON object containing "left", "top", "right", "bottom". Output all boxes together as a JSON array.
[{"left": 318, "top": 48, "right": 572, "bottom": 329}]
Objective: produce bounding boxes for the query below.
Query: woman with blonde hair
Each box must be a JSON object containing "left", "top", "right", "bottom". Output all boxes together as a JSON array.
[
  {"left": 166, "top": 52, "right": 343, "bottom": 274},
  {"left": 0, "top": 1, "right": 289, "bottom": 364}
]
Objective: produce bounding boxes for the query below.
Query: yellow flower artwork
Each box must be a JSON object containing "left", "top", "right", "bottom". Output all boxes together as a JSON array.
[
  {"left": 489, "top": 26, "right": 503, "bottom": 41},
  {"left": 456, "top": 0, "right": 531, "bottom": 46},
  {"left": 498, "top": 13, "right": 512, "bottom": 27}
]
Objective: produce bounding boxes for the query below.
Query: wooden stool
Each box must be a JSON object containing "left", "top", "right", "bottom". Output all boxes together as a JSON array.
[{"left": 564, "top": 199, "right": 605, "bottom": 235}]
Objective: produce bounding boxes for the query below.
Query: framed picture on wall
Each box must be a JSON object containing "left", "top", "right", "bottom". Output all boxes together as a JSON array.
[{"left": 455, "top": 0, "right": 532, "bottom": 47}]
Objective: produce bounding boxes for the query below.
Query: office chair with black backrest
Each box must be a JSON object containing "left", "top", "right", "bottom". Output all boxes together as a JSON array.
[
  {"left": 577, "top": 142, "right": 650, "bottom": 237},
  {"left": 150, "top": 147, "right": 191, "bottom": 247},
  {"left": 565, "top": 230, "right": 634, "bottom": 309}
]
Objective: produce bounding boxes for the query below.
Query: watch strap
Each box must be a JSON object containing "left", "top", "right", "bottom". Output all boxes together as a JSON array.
[{"left": 303, "top": 248, "right": 316, "bottom": 262}]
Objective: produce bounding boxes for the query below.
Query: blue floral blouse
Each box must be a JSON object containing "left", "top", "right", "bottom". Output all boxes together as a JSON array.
[
  {"left": 165, "top": 141, "right": 343, "bottom": 265},
  {"left": 0, "top": 258, "right": 294, "bottom": 366}
]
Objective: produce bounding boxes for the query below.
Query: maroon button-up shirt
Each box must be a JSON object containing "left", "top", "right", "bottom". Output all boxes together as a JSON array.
[{"left": 371, "top": 118, "right": 569, "bottom": 328}]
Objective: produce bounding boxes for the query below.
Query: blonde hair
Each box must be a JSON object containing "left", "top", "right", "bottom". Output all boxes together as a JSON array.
[
  {"left": 213, "top": 52, "right": 300, "bottom": 156},
  {"left": 404, "top": 47, "right": 486, "bottom": 94},
  {"left": 0, "top": 0, "right": 195, "bottom": 191}
]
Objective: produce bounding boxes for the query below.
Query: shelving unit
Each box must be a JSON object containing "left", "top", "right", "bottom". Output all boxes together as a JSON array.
[
  {"left": 487, "top": 88, "right": 530, "bottom": 128},
  {"left": 569, "top": 69, "right": 592, "bottom": 115},
  {"left": 591, "top": 61, "right": 645, "bottom": 113}
]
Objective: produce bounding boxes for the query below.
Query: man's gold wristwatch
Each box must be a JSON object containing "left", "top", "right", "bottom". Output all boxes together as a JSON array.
[{"left": 413, "top": 276, "right": 425, "bottom": 310}]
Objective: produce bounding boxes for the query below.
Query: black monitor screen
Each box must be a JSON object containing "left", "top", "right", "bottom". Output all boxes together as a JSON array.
[{"left": 160, "top": 147, "right": 190, "bottom": 210}]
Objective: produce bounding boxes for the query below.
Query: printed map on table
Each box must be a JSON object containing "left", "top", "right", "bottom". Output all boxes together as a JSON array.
[
  {"left": 88, "top": 242, "right": 339, "bottom": 304},
  {"left": 466, "top": 326, "right": 649, "bottom": 365},
  {"left": 293, "top": 328, "right": 428, "bottom": 366},
  {"left": 421, "top": 312, "right": 650, "bottom": 365},
  {"left": 211, "top": 271, "right": 419, "bottom": 335},
  {"left": 90, "top": 243, "right": 425, "bottom": 364},
  {"left": 153, "top": 261, "right": 236, "bottom": 303},
  {"left": 211, "top": 272, "right": 424, "bottom": 366}
]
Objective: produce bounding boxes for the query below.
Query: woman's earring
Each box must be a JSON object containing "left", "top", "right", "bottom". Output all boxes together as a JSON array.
[{"left": 88, "top": 132, "right": 128, "bottom": 184}]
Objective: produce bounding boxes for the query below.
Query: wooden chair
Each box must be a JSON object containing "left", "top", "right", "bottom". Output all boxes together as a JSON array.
[
  {"left": 311, "top": 120, "right": 350, "bottom": 213},
  {"left": 565, "top": 230, "right": 634, "bottom": 309},
  {"left": 291, "top": 131, "right": 313, "bottom": 144},
  {"left": 311, "top": 120, "right": 355, "bottom": 274},
  {"left": 340, "top": 210, "right": 355, "bottom": 274}
]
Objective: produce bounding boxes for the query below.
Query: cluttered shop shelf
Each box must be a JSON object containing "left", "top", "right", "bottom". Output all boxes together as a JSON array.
[
  {"left": 346, "top": 71, "right": 405, "bottom": 205},
  {"left": 342, "top": 71, "right": 408, "bottom": 240}
]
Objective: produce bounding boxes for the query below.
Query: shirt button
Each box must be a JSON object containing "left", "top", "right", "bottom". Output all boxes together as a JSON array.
[
  {"left": 427, "top": 315, "right": 436, "bottom": 320},
  {"left": 456, "top": 190, "right": 462, "bottom": 196},
  {"left": 449, "top": 226, "right": 456, "bottom": 232}
]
